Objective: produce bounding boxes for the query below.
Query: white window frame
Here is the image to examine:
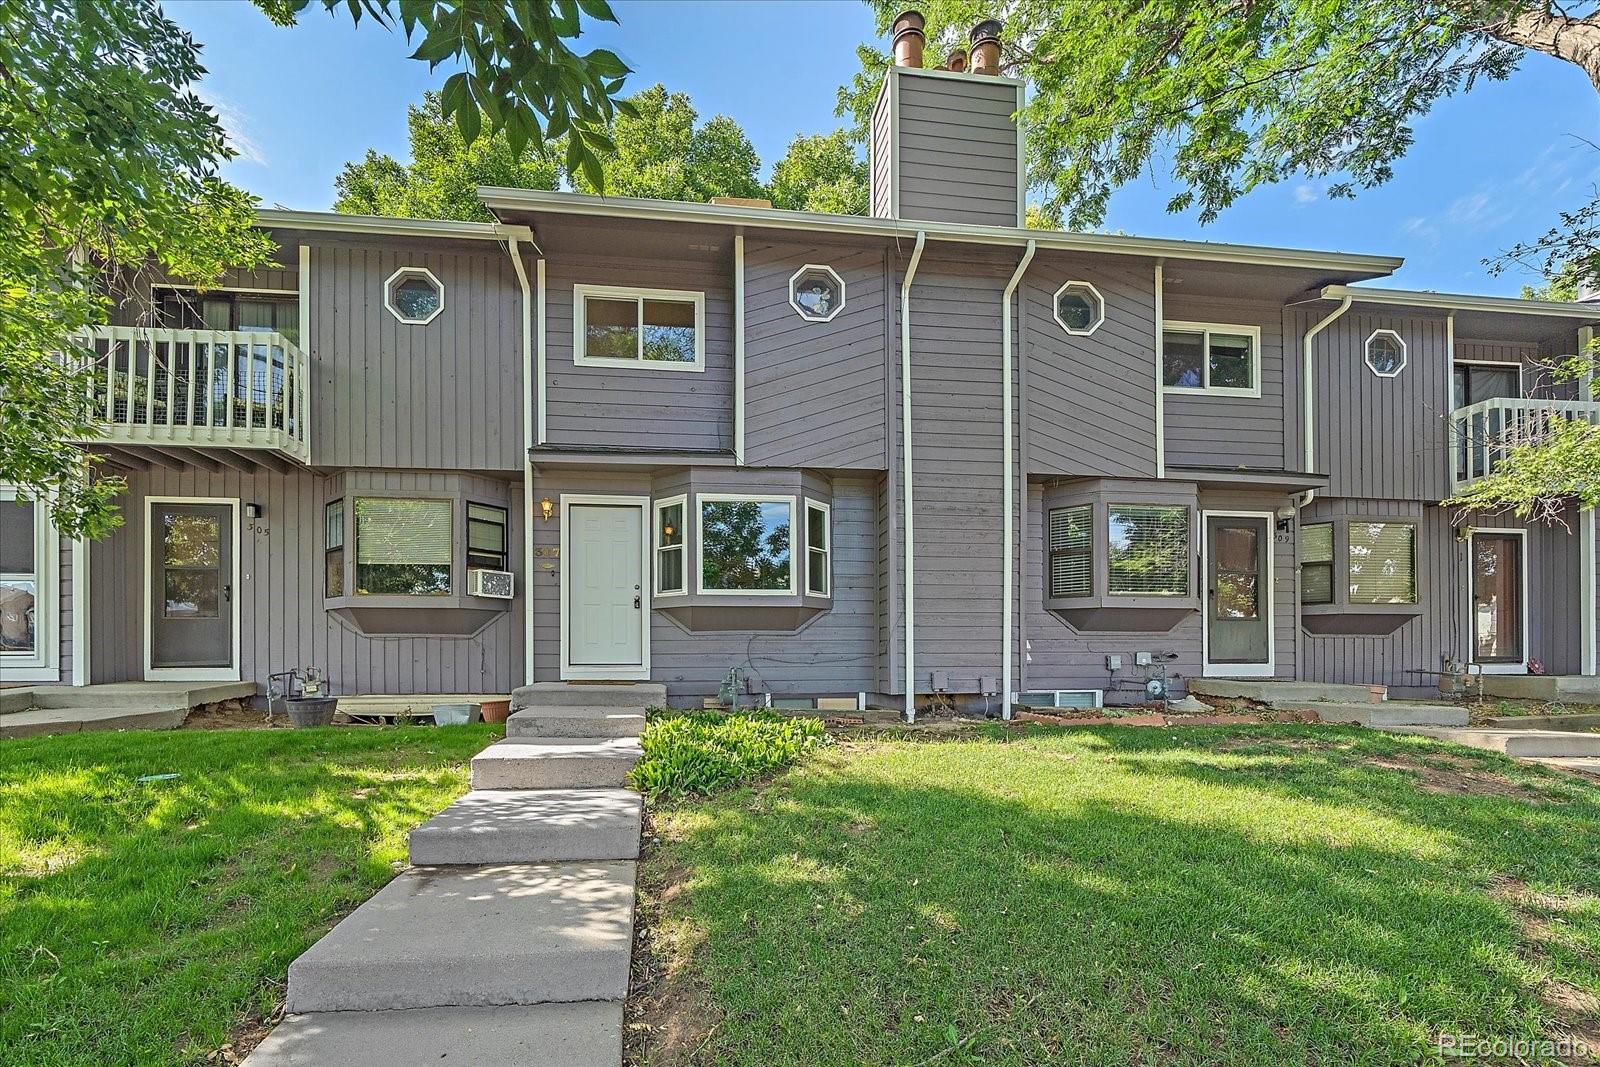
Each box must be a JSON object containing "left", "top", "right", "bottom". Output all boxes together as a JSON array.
[
  {"left": 1364, "top": 328, "right": 1407, "bottom": 379},
  {"left": 573, "top": 283, "right": 706, "bottom": 372},
  {"left": 0, "top": 486, "right": 60, "bottom": 683},
  {"left": 788, "top": 264, "right": 847, "bottom": 323},
  {"left": 1052, "top": 280, "right": 1105, "bottom": 336},
  {"left": 1161, "top": 320, "right": 1262, "bottom": 398},
  {"left": 695, "top": 493, "right": 798, "bottom": 596},
  {"left": 653, "top": 494, "right": 687, "bottom": 598},
  {"left": 804, "top": 498, "right": 832, "bottom": 598},
  {"left": 383, "top": 266, "right": 446, "bottom": 325}
]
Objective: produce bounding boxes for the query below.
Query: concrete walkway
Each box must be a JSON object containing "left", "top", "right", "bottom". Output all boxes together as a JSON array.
[
  {"left": 0, "top": 681, "right": 256, "bottom": 738},
  {"left": 1380, "top": 723, "right": 1600, "bottom": 775},
  {"left": 244, "top": 682, "right": 659, "bottom": 1067}
]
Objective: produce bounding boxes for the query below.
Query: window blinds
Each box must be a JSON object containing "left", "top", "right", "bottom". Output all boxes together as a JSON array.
[
  {"left": 1048, "top": 505, "right": 1092, "bottom": 598},
  {"left": 355, "top": 498, "right": 452, "bottom": 564},
  {"left": 1348, "top": 522, "right": 1416, "bottom": 605},
  {"left": 1108, "top": 505, "right": 1189, "bottom": 596}
]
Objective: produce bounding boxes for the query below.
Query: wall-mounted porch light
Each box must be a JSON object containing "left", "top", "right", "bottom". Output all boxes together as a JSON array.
[{"left": 539, "top": 497, "right": 554, "bottom": 522}]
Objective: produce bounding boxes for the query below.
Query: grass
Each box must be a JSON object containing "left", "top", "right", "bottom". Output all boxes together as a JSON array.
[
  {"left": 639, "top": 725, "right": 1600, "bottom": 1066},
  {"left": 629, "top": 712, "right": 827, "bottom": 799},
  {"left": 0, "top": 724, "right": 500, "bottom": 1067}
]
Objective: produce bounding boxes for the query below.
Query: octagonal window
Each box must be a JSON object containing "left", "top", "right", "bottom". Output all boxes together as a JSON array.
[
  {"left": 1365, "top": 329, "right": 1406, "bottom": 377},
  {"left": 1053, "top": 281, "right": 1104, "bottom": 336},
  {"left": 384, "top": 267, "right": 445, "bottom": 325},
  {"left": 789, "top": 264, "right": 845, "bottom": 322}
]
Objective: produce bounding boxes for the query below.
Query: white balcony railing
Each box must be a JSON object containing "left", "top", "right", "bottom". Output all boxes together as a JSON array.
[
  {"left": 76, "top": 326, "right": 310, "bottom": 463},
  {"left": 1450, "top": 396, "right": 1600, "bottom": 490}
]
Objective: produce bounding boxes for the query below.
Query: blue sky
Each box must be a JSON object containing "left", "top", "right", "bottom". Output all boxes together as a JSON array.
[{"left": 171, "top": 0, "right": 1597, "bottom": 295}]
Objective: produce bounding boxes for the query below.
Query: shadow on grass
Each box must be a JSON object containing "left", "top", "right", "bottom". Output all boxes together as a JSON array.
[
  {"left": 0, "top": 725, "right": 496, "bottom": 1067},
  {"left": 646, "top": 726, "right": 1600, "bottom": 1066}
]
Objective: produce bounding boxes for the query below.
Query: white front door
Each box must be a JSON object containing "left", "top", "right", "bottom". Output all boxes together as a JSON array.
[{"left": 563, "top": 500, "right": 648, "bottom": 679}]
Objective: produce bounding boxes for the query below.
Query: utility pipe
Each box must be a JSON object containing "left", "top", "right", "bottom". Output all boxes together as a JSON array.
[
  {"left": 901, "top": 231, "right": 927, "bottom": 723},
  {"left": 502, "top": 229, "right": 538, "bottom": 683},
  {"left": 1295, "top": 294, "right": 1353, "bottom": 508},
  {"left": 734, "top": 234, "right": 746, "bottom": 464},
  {"left": 1000, "top": 239, "right": 1035, "bottom": 721}
]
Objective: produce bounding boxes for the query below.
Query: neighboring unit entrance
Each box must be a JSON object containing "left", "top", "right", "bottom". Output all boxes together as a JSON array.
[
  {"left": 562, "top": 499, "right": 649, "bottom": 680},
  {"left": 1203, "top": 513, "right": 1273, "bottom": 677},
  {"left": 1470, "top": 530, "right": 1526, "bottom": 672},
  {"left": 147, "top": 500, "right": 237, "bottom": 678}
]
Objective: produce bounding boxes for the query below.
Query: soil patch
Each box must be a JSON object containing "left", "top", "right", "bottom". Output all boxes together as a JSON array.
[{"left": 1363, "top": 753, "right": 1556, "bottom": 803}]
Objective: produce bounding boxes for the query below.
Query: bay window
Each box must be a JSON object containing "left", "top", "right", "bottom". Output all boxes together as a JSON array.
[
  {"left": 1047, "top": 504, "right": 1092, "bottom": 598},
  {"left": 1348, "top": 522, "right": 1417, "bottom": 605},
  {"left": 1298, "top": 523, "right": 1333, "bottom": 605},
  {"left": 354, "top": 497, "right": 452, "bottom": 596},
  {"left": 698, "top": 495, "right": 794, "bottom": 594},
  {"left": 805, "top": 500, "right": 831, "bottom": 597},
  {"left": 655, "top": 496, "right": 686, "bottom": 596},
  {"left": 1107, "top": 505, "right": 1191, "bottom": 597}
]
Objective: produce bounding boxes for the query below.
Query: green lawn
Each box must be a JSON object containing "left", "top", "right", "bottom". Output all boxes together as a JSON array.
[
  {"left": 0, "top": 725, "right": 499, "bottom": 1067},
  {"left": 641, "top": 726, "right": 1600, "bottom": 1066}
]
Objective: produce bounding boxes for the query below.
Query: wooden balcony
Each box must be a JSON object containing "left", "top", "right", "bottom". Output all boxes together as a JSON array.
[
  {"left": 1450, "top": 396, "right": 1600, "bottom": 490},
  {"left": 75, "top": 326, "right": 310, "bottom": 466}
]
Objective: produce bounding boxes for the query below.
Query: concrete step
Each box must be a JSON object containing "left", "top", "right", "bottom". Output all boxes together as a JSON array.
[
  {"left": 243, "top": 1002, "right": 623, "bottom": 1067},
  {"left": 0, "top": 705, "right": 188, "bottom": 739},
  {"left": 1530, "top": 756, "right": 1600, "bottom": 777},
  {"left": 1304, "top": 702, "right": 1469, "bottom": 728},
  {"left": 285, "top": 862, "right": 635, "bottom": 1013},
  {"left": 1476, "top": 675, "right": 1600, "bottom": 705},
  {"left": 471, "top": 738, "right": 643, "bottom": 790},
  {"left": 409, "top": 789, "right": 641, "bottom": 865},
  {"left": 1189, "top": 679, "right": 1380, "bottom": 705},
  {"left": 506, "top": 705, "right": 647, "bottom": 739},
  {"left": 1387, "top": 726, "right": 1600, "bottom": 758},
  {"left": 512, "top": 681, "right": 667, "bottom": 710}
]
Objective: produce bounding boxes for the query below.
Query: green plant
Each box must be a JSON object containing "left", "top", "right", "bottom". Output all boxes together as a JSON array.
[{"left": 629, "top": 712, "right": 826, "bottom": 799}]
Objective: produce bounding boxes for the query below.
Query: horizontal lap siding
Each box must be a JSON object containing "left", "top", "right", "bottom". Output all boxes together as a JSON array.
[
  {"left": 1163, "top": 296, "right": 1288, "bottom": 470},
  {"left": 87, "top": 468, "right": 523, "bottom": 695},
  {"left": 311, "top": 241, "right": 521, "bottom": 471},
  {"left": 893, "top": 72, "right": 1020, "bottom": 228},
  {"left": 545, "top": 257, "right": 733, "bottom": 452},
  {"left": 744, "top": 242, "right": 888, "bottom": 469},
  {"left": 1024, "top": 254, "right": 1158, "bottom": 477}
]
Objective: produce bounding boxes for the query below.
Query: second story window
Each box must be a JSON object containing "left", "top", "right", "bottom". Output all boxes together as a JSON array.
[
  {"left": 1053, "top": 281, "right": 1105, "bottom": 336},
  {"left": 575, "top": 284, "right": 705, "bottom": 371},
  {"left": 354, "top": 497, "right": 452, "bottom": 596},
  {"left": 789, "top": 266, "right": 845, "bottom": 322},
  {"left": 156, "top": 288, "right": 299, "bottom": 345},
  {"left": 1162, "top": 322, "right": 1260, "bottom": 397},
  {"left": 1365, "top": 329, "right": 1407, "bottom": 377},
  {"left": 384, "top": 267, "right": 445, "bottom": 325}
]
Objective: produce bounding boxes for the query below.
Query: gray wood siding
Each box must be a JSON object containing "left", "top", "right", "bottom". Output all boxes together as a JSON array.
[
  {"left": 1023, "top": 254, "right": 1159, "bottom": 477},
  {"left": 743, "top": 242, "right": 889, "bottom": 469},
  {"left": 1297, "top": 309, "right": 1453, "bottom": 501},
  {"left": 544, "top": 256, "right": 733, "bottom": 452},
  {"left": 892, "top": 70, "right": 1021, "bottom": 228},
  {"left": 1163, "top": 295, "right": 1289, "bottom": 470},
  {"left": 1298, "top": 500, "right": 1587, "bottom": 692},
  {"left": 308, "top": 241, "right": 522, "bottom": 471},
  {"left": 87, "top": 467, "right": 524, "bottom": 694},
  {"left": 526, "top": 467, "right": 879, "bottom": 701}
]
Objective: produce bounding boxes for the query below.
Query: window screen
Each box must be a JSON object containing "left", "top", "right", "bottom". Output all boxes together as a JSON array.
[
  {"left": 1348, "top": 522, "right": 1416, "bottom": 605},
  {"left": 1299, "top": 523, "right": 1333, "bottom": 606},
  {"left": 466, "top": 503, "right": 509, "bottom": 570},
  {"left": 355, "top": 497, "right": 452, "bottom": 596},
  {"left": 1048, "top": 505, "right": 1092, "bottom": 598},
  {"left": 1107, "top": 505, "right": 1189, "bottom": 596}
]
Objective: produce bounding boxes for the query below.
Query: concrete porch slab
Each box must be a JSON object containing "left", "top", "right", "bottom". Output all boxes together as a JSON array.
[
  {"left": 241, "top": 1003, "right": 622, "bottom": 1067},
  {"left": 408, "top": 789, "right": 641, "bottom": 865},
  {"left": 506, "top": 706, "right": 647, "bottom": 739},
  {"left": 0, "top": 681, "right": 256, "bottom": 738},
  {"left": 1304, "top": 702, "right": 1469, "bottom": 728},
  {"left": 512, "top": 681, "right": 667, "bottom": 709},
  {"left": 1474, "top": 675, "right": 1600, "bottom": 705},
  {"left": 285, "top": 862, "right": 636, "bottom": 1013},
  {"left": 1188, "top": 679, "right": 1380, "bottom": 705},
  {"left": 1384, "top": 726, "right": 1600, "bottom": 758},
  {"left": 471, "top": 737, "right": 643, "bottom": 790}
]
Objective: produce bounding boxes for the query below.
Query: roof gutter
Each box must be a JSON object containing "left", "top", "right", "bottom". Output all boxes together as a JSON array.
[
  {"left": 1297, "top": 294, "right": 1353, "bottom": 507},
  {"left": 1000, "top": 239, "right": 1035, "bottom": 722},
  {"left": 256, "top": 208, "right": 505, "bottom": 242},
  {"left": 901, "top": 230, "right": 927, "bottom": 724},
  {"left": 1320, "top": 283, "right": 1600, "bottom": 320}
]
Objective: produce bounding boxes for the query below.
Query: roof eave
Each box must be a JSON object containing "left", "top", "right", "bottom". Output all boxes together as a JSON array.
[
  {"left": 1319, "top": 283, "right": 1600, "bottom": 321},
  {"left": 255, "top": 208, "right": 506, "bottom": 241}
]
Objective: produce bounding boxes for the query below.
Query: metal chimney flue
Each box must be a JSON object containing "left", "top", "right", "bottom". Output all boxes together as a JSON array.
[
  {"left": 945, "top": 48, "right": 967, "bottom": 73},
  {"left": 892, "top": 10, "right": 926, "bottom": 68},
  {"left": 969, "top": 19, "right": 1003, "bottom": 75}
]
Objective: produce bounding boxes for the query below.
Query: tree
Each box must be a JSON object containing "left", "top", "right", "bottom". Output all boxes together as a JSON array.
[
  {"left": 768, "top": 131, "right": 869, "bottom": 215},
  {"left": 570, "top": 84, "right": 764, "bottom": 203},
  {"left": 2, "top": 0, "right": 631, "bottom": 537},
  {"left": 842, "top": 0, "right": 1599, "bottom": 519}
]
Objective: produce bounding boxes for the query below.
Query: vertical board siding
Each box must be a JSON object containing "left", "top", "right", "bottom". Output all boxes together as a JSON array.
[
  {"left": 544, "top": 256, "right": 733, "bottom": 452},
  {"left": 869, "top": 83, "right": 893, "bottom": 219},
  {"left": 309, "top": 240, "right": 521, "bottom": 471},
  {"left": 1023, "top": 253, "right": 1158, "bottom": 477},
  {"left": 1163, "top": 296, "right": 1289, "bottom": 470},
  {"left": 744, "top": 241, "right": 888, "bottom": 469},
  {"left": 86, "top": 467, "right": 524, "bottom": 695},
  {"left": 892, "top": 71, "right": 1021, "bottom": 228}
]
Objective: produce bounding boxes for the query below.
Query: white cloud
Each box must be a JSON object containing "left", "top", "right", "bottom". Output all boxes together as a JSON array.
[
  {"left": 1401, "top": 215, "right": 1440, "bottom": 244},
  {"left": 1446, "top": 191, "right": 1494, "bottom": 229},
  {"left": 196, "top": 87, "right": 267, "bottom": 167},
  {"left": 1293, "top": 183, "right": 1319, "bottom": 204}
]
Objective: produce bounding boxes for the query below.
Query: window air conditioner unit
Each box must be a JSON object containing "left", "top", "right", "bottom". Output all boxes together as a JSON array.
[
  {"left": 1013, "top": 689, "right": 1103, "bottom": 710},
  {"left": 467, "top": 568, "right": 515, "bottom": 599}
]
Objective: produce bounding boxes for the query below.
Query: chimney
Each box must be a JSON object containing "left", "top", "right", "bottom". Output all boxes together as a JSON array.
[
  {"left": 945, "top": 48, "right": 967, "bottom": 73},
  {"left": 969, "top": 19, "right": 1002, "bottom": 75},
  {"left": 892, "top": 9, "right": 925, "bottom": 69}
]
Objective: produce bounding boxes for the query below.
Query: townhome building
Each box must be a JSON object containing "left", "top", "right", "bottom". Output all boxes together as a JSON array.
[{"left": 5, "top": 22, "right": 1597, "bottom": 717}]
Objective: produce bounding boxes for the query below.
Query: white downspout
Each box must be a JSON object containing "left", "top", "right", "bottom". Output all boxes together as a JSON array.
[
  {"left": 1000, "top": 239, "right": 1035, "bottom": 721},
  {"left": 72, "top": 535, "right": 89, "bottom": 685},
  {"left": 734, "top": 234, "right": 746, "bottom": 465},
  {"left": 901, "top": 231, "right": 926, "bottom": 723},
  {"left": 1154, "top": 259, "right": 1165, "bottom": 478},
  {"left": 1580, "top": 325, "right": 1596, "bottom": 675},
  {"left": 503, "top": 230, "right": 537, "bottom": 684},
  {"left": 1295, "top": 294, "right": 1354, "bottom": 507}
]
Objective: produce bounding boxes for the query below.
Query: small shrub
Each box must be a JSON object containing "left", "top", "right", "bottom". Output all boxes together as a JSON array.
[{"left": 629, "top": 712, "right": 827, "bottom": 799}]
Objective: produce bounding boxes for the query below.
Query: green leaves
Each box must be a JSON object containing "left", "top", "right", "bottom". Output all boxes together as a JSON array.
[{"left": 628, "top": 712, "right": 827, "bottom": 799}]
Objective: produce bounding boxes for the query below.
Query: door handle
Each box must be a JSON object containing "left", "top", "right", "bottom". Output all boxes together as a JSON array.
[
  {"left": 223, "top": 583, "right": 232, "bottom": 603},
  {"left": 633, "top": 595, "right": 641, "bottom": 609}
]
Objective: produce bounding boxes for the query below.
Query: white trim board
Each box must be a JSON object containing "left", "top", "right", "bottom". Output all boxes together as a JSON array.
[
  {"left": 0, "top": 485, "right": 61, "bottom": 684},
  {"left": 1199, "top": 510, "right": 1277, "bottom": 679},
  {"left": 143, "top": 496, "right": 242, "bottom": 683},
  {"left": 1465, "top": 527, "right": 1530, "bottom": 675},
  {"left": 558, "top": 494, "right": 651, "bottom": 682}
]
